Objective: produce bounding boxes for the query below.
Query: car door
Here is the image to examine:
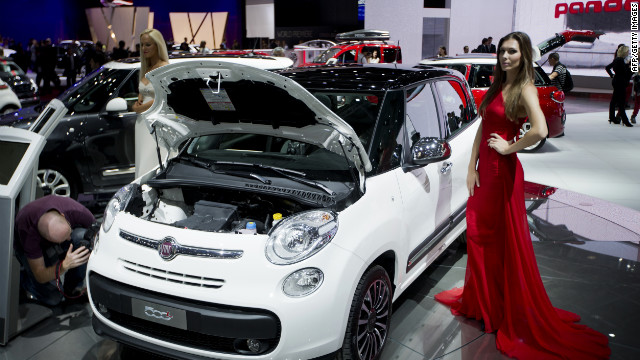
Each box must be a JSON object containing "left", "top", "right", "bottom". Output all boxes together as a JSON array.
[
  {"left": 75, "top": 68, "right": 138, "bottom": 189},
  {"left": 433, "top": 78, "right": 480, "bottom": 231},
  {"left": 392, "top": 82, "right": 450, "bottom": 275}
]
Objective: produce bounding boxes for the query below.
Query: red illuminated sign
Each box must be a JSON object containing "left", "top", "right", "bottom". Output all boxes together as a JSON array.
[{"left": 555, "top": 0, "right": 640, "bottom": 18}]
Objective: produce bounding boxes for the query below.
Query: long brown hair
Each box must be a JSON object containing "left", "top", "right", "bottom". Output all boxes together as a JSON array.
[{"left": 479, "top": 31, "right": 535, "bottom": 122}]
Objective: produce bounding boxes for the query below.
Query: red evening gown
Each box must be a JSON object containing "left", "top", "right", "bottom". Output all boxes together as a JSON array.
[{"left": 435, "top": 91, "right": 611, "bottom": 359}]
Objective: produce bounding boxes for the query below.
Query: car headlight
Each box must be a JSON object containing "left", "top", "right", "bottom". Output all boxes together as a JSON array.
[
  {"left": 283, "top": 268, "right": 324, "bottom": 297},
  {"left": 102, "top": 184, "right": 136, "bottom": 233},
  {"left": 266, "top": 210, "right": 338, "bottom": 265}
]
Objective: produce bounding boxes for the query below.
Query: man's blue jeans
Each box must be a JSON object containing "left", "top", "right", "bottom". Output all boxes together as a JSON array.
[{"left": 15, "top": 248, "right": 87, "bottom": 307}]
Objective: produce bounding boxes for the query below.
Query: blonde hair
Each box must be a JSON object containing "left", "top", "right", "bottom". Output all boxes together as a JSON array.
[
  {"left": 617, "top": 45, "right": 629, "bottom": 58},
  {"left": 139, "top": 28, "right": 169, "bottom": 81},
  {"left": 479, "top": 31, "right": 535, "bottom": 122}
]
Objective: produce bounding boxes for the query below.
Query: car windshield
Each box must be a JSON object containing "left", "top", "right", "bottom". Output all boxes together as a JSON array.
[
  {"left": 185, "top": 134, "right": 352, "bottom": 181},
  {"left": 307, "top": 90, "right": 382, "bottom": 150},
  {"left": 0, "top": 62, "right": 26, "bottom": 76},
  {"left": 314, "top": 47, "right": 342, "bottom": 63},
  {"left": 57, "top": 67, "right": 133, "bottom": 112}
]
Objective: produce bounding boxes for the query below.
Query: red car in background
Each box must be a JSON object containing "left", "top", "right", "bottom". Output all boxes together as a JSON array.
[
  {"left": 302, "top": 29, "right": 402, "bottom": 66},
  {"left": 420, "top": 30, "right": 603, "bottom": 152}
]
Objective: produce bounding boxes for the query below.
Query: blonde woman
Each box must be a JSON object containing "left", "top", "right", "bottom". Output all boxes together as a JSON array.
[
  {"left": 435, "top": 32, "right": 610, "bottom": 359},
  {"left": 132, "top": 29, "right": 169, "bottom": 177}
]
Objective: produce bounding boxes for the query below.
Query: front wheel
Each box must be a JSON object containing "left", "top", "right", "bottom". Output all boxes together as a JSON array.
[
  {"left": 338, "top": 265, "right": 392, "bottom": 360},
  {"left": 518, "top": 121, "right": 546, "bottom": 152}
]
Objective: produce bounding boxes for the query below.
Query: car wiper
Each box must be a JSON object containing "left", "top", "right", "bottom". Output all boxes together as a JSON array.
[
  {"left": 214, "top": 161, "right": 335, "bottom": 196},
  {"left": 177, "top": 157, "right": 271, "bottom": 185}
]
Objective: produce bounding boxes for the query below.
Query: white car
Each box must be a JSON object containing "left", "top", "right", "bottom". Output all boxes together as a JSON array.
[
  {"left": 86, "top": 62, "right": 478, "bottom": 359},
  {"left": 0, "top": 78, "right": 21, "bottom": 114}
]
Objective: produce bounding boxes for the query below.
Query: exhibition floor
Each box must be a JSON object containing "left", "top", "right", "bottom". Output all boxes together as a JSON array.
[{"left": 1, "top": 98, "right": 639, "bottom": 360}]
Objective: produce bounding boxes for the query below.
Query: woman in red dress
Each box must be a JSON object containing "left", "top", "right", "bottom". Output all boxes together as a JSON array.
[{"left": 435, "top": 31, "right": 610, "bottom": 359}]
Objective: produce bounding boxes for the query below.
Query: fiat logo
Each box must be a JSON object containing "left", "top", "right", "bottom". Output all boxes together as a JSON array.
[{"left": 158, "top": 237, "right": 178, "bottom": 261}]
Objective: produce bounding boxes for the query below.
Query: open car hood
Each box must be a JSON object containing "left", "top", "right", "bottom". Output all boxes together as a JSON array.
[
  {"left": 144, "top": 60, "right": 372, "bottom": 176},
  {"left": 537, "top": 30, "right": 604, "bottom": 56}
]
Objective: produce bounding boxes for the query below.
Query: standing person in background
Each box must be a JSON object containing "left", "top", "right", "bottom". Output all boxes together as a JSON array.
[
  {"left": 437, "top": 46, "right": 447, "bottom": 57},
  {"left": 463, "top": 45, "right": 469, "bottom": 54},
  {"left": 547, "top": 52, "right": 568, "bottom": 92},
  {"left": 435, "top": 31, "right": 610, "bottom": 359},
  {"left": 606, "top": 45, "right": 632, "bottom": 127},
  {"left": 39, "top": 38, "right": 60, "bottom": 94},
  {"left": 630, "top": 70, "right": 640, "bottom": 124},
  {"left": 476, "top": 38, "right": 488, "bottom": 53},
  {"left": 487, "top": 36, "right": 496, "bottom": 53},
  {"left": 61, "top": 47, "right": 78, "bottom": 88},
  {"left": 199, "top": 40, "right": 209, "bottom": 54},
  {"left": 132, "top": 29, "right": 170, "bottom": 177}
]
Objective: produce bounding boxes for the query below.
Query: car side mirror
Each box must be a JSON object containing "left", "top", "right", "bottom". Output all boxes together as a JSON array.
[
  {"left": 105, "top": 97, "right": 128, "bottom": 113},
  {"left": 403, "top": 137, "right": 451, "bottom": 172}
]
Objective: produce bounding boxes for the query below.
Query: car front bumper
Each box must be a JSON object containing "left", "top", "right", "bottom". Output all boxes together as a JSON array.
[{"left": 87, "top": 213, "right": 365, "bottom": 359}]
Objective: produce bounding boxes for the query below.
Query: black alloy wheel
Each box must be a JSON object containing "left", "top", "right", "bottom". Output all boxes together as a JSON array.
[{"left": 338, "top": 265, "right": 392, "bottom": 360}]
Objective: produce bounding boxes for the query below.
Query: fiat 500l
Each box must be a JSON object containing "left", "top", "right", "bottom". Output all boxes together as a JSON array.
[{"left": 85, "top": 62, "right": 478, "bottom": 359}]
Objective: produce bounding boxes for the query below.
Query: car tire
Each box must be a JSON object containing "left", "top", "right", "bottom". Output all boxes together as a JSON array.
[
  {"left": 518, "top": 121, "right": 546, "bottom": 152},
  {"left": 337, "top": 265, "right": 392, "bottom": 360},
  {"left": 1, "top": 106, "right": 19, "bottom": 115},
  {"left": 37, "top": 168, "right": 77, "bottom": 199}
]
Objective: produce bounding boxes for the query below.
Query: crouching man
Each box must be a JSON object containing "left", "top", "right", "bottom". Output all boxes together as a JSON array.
[{"left": 14, "top": 195, "right": 94, "bottom": 306}]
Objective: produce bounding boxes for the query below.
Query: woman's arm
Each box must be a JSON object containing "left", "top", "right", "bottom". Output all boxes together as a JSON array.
[
  {"left": 132, "top": 99, "right": 154, "bottom": 113},
  {"left": 605, "top": 59, "right": 615, "bottom": 77},
  {"left": 488, "top": 83, "right": 547, "bottom": 155},
  {"left": 467, "top": 121, "right": 482, "bottom": 196}
]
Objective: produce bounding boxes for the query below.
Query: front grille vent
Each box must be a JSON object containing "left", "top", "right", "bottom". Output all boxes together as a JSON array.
[{"left": 120, "top": 259, "right": 224, "bottom": 288}]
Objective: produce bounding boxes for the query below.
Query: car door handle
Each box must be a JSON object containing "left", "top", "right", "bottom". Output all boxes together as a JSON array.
[{"left": 440, "top": 162, "right": 453, "bottom": 174}]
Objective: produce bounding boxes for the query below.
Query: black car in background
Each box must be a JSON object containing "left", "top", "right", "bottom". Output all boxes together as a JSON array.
[
  {"left": 0, "top": 55, "right": 294, "bottom": 210},
  {"left": 0, "top": 58, "right": 39, "bottom": 107}
]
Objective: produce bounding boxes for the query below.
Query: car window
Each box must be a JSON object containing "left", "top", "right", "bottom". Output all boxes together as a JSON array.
[
  {"left": 471, "top": 64, "right": 494, "bottom": 88},
  {"left": 314, "top": 47, "right": 341, "bottom": 63},
  {"left": 0, "top": 62, "right": 25, "bottom": 75},
  {"left": 534, "top": 66, "right": 550, "bottom": 86},
  {"left": 405, "top": 83, "right": 441, "bottom": 145},
  {"left": 382, "top": 48, "right": 398, "bottom": 63},
  {"left": 367, "top": 90, "right": 404, "bottom": 175},
  {"left": 338, "top": 49, "right": 356, "bottom": 64},
  {"left": 435, "top": 79, "right": 473, "bottom": 139},
  {"left": 117, "top": 70, "right": 140, "bottom": 111},
  {"left": 62, "top": 68, "right": 132, "bottom": 113}
]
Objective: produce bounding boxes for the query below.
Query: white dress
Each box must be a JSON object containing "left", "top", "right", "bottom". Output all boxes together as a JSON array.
[{"left": 135, "top": 81, "right": 167, "bottom": 177}]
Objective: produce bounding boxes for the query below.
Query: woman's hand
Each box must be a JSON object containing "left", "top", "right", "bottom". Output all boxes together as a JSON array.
[
  {"left": 467, "top": 168, "right": 480, "bottom": 197},
  {"left": 487, "top": 133, "right": 511, "bottom": 155}
]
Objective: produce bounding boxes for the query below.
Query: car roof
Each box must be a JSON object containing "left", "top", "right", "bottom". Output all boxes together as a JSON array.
[
  {"left": 104, "top": 53, "right": 291, "bottom": 69},
  {"left": 420, "top": 55, "right": 541, "bottom": 67},
  {"left": 278, "top": 64, "right": 461, "bottom": 91}
]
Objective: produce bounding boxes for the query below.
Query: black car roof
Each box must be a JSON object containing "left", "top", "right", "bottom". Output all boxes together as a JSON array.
[{"left": 278, "top": 64, "right": 461, "bottom": 91}]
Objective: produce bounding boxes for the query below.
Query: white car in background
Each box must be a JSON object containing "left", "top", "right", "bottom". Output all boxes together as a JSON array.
[
  {"left": 0, "top": 78, "right": 21, "bottom": 114},
  {"left": 85, "top": 62, "right": 477, "bottom": 359}
]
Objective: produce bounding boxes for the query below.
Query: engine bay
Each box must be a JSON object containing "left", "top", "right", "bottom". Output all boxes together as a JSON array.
[{"left": 125, "top": 184, "right": 318, "bottom": 234}]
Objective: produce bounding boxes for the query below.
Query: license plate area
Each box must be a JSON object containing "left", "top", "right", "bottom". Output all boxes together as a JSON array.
[{"left": 131, "top": 298, "right": 188, "bottom": 330}]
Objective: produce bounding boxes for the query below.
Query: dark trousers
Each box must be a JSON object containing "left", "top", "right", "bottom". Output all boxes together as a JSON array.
[
  {"left": 609, "top": 85, "right": 629, "bottom": 124},
  {"left": 15, "top": 248, "right": 86, "bottom": 307}
]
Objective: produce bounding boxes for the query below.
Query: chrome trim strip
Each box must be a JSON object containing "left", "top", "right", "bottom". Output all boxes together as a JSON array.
[
  {"left": 119, "top": 230, "right": 244, "bottom": 260},
  {"left": 102, "top": 167, "right": 136, "bottom": 177}
]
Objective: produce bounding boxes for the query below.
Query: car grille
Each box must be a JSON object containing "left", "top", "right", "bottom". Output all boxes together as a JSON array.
[
  {"left": 13, "top": 83, "right": 32, "bottom": 93},
  {"left": 120, "top": 259, "right": 225, "bottom": 288}
]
